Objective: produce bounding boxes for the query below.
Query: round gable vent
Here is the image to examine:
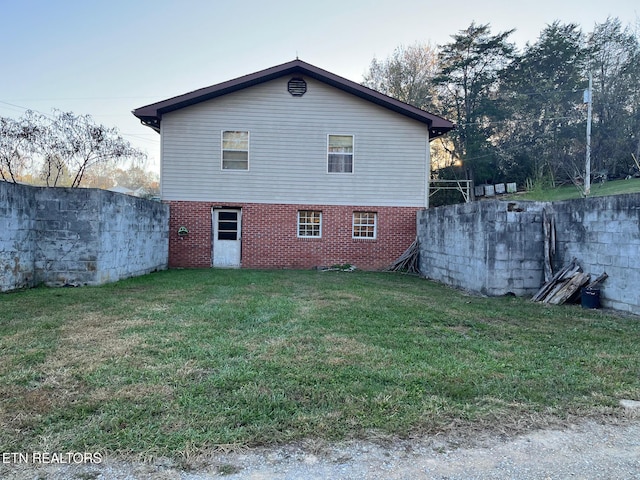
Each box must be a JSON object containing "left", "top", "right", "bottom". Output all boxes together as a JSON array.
[{"left": 288, "top": 77, "right": 307, "bottom": 97}]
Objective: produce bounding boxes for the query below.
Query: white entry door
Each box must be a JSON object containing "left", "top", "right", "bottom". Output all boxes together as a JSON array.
[{"left": 212, "top": 209, "right": 242, "bottom": 268}]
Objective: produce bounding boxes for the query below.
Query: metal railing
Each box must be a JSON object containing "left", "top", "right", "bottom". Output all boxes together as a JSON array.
[{"left": 428, "top": 179, "right": 472, "bottom": 205}]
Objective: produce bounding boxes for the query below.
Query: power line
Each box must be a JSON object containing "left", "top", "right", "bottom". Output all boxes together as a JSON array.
[
  {"left": 0, "top": 99, "right": 52, "bottom": 116},
  {"left": 3, "top": 95, "right": 165, "bottom": 102},
  {"left": 495, "top": 88, "right": 584, "bottom": 97},
  {"left": 0, "top": 100, "right": 158, "bottom": 147},
  {"left": 456, "top": 114, "right": 584, "bottom": 127}
]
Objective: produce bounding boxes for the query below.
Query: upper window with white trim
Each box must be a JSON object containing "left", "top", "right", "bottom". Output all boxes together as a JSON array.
[
  {"left": 222, "top": 130, "right": 249, "bottom": 170},
  {"left": 327, "top": 134, "right": 353, "bottom": 173},
  {"left": 353, "top": 212, "right": 377, "bottom": 239}
]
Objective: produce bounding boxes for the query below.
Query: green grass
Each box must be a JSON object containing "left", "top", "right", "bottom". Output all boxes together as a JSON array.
[
  {"left": 1, "top": 269, "right": 639, "bottom": 460},
  {"left": 513, "top": 177, "right": 640, "bottom": 201}
]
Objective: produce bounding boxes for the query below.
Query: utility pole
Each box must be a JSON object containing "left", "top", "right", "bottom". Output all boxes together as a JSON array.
[{"left": 584, "top": 72, "right": 593, "bottom": 196}]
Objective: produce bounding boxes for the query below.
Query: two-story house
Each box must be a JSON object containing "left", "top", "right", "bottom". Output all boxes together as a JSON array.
[{"left": 133, "top": 59, "right": 454, "bottom": 270}]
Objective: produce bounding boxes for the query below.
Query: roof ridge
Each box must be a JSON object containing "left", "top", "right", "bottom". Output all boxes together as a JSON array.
[{"left": 132, "top": 59, "right": 454, "bottom": 138}]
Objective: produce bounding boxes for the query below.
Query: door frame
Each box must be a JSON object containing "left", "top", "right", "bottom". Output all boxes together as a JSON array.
[{"left": 212, "top": 208, "right": 242, "bottom": 268}]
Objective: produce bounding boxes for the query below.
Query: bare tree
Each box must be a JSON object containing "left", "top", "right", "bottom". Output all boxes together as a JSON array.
[
  {"left": 363, "top": 42, "right": 440, "bottom": 110},
  {"left": 0, "top": 111, "right": 44, "bottom": 183},
  {"left": 43, "top": 110, "right": 146, "bottom": 187},
  {"left": 0, "top": 110, "right": 146, "bottom": 187}
]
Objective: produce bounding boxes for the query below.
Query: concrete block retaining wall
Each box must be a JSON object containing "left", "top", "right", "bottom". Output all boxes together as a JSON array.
[
  {"left": 550, "top": 195, "right": 640, "bottom": 314},
  {"left": 418, "top": 200, "right": 547, "bottom": 297},
  {"left": 96, "top": 191, "right": 169, "bottom": 284},
  {"left": 4, "top": 180, "right": 639, "bottom": 315},
  {"left": 1, "top": 181, "right": 169, "bottom": 291},
  {"left": 0, "top": 182, "right": 37, "bottom": 291},
  {"left": 418, "top": 194, "right": 640, "bottom": 315}
]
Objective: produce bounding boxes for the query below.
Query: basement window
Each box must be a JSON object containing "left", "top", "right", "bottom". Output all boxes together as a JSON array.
[
  {"left": 353, "top": 212, "right": 377, "bottom": 239},
  {"left": 298, "top": 210, "right": 322, "bottom": 238}
]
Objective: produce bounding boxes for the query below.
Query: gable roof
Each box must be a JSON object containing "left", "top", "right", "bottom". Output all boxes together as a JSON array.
[{"left": 132, "top": 59, "right": 455, "bottom": 139}]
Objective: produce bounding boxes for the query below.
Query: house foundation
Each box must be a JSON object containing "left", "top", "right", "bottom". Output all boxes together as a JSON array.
[{"left": 167, "top": 201, "right": 419, "bottom": 270}]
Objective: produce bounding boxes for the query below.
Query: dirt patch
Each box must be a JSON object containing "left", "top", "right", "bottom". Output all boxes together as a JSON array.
[
  {"left": 2, "top": 417, "right": 639, "bottom": 479},
  {"left": 46, "top": 313, "right": 148, "bottom": 372}
]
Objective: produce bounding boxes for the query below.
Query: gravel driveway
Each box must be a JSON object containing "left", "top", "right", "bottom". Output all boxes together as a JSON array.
[{"left": 3, "top": 417, "right": 639, "bottom": 479}]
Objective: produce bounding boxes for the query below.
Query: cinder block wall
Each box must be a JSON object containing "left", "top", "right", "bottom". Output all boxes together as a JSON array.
[
  {"left": 418, "top": 200, "right": 546, "bottom": 296},
  {"left": 0, "top": 181, "right": 169, "bottom": 290},
  {"left": 0, "top": 182, "right": 37, "bottom": 291},
  {"left": 33, "top": 188, "right": 102, "bottom": 286},
  {"left": 33, "top": 188, "right": 169, "bottom": 286},
  {"left": 418, "top": 194, "right": 640, "bottom": 315},
  {"left": 550, "top": 195, "right": 640, "bottom": 314},
  {"left": 96, "top": 190, "right": 169, "bottom": 284}
]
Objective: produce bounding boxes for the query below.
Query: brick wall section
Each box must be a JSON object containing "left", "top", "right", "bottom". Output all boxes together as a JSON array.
[
  {"left": 168, "top": 201, "right": 213, "bottom": 268},
  {"left": 167, "top": 201, "right": 419, "bottom": 270}
]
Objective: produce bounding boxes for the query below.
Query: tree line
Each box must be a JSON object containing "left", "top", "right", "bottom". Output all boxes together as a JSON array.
[
  {"left": 0, "top": 109, "right": 156, "bottom": 194},
  {"left": 363, "top": 17, "right": 640, "bottom": 194},
  {"left": 3, "top": 19, "right": 637, "bottom": 198}
]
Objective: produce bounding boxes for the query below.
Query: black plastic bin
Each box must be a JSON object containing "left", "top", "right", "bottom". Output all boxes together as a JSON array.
[{"left": 581, "top": 287, "right": 601, "bottom": 309}]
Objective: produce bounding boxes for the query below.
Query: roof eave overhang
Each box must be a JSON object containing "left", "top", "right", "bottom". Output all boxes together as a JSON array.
[{"left": 132, "top": 60, "right": 455, "bottom": 139}]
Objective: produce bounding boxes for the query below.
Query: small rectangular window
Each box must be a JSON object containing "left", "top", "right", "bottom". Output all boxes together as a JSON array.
[
  {"left": 222, "top": 131, "right": 249, "bottom": 170},
  {"left": 298, "top": 210, "right": 322, "bottom": 238},
  {"left": 328, "top": 134, "right": 353, "bottom": 173},
  {"left": 353, "top": 212, "right": 377, "bottom": 239}
]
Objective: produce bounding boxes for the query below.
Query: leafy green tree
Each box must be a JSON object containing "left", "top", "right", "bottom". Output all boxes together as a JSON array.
[
  {"left": 363, "top": 19, "right": 640, "bottom": 195},
  {"left": 495, "top": 22, "right": 587, "bottom": 187},
  {"left": 588, "top": 17, "right": 640, "bottom": 178},
  {"left": 435, "top": 22, "right": 516, "bottom": 183}
]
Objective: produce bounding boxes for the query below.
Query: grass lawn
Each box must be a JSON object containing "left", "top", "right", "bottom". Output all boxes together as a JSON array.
[
  {"left": 1, "top": 269, "right": 639, "bottom": 460},
  {"left": 513, "top": 177, "right": 640, "bottom": 201}
]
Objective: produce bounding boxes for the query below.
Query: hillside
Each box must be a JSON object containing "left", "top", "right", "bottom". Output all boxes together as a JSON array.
[{"left": 511, "top": 178, "right": 640, "bottom": 201}]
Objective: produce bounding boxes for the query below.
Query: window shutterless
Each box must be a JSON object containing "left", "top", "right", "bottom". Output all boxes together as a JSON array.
[
  {"left": 327, "top": 134, "right": 353, "bottom": 173},
  {"left": 222, "top": 130, "right": 249, "bottom": 170},
  {"left": 353, "top": 212, "right": 377, "bottom": 239},
  {"left": 298, "top": 210, "right": 322, "bottom": 237}
]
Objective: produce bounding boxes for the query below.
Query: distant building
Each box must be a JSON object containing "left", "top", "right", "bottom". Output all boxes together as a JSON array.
[{"left": 107, "top": 185, "right": 146, "bottom": 197}]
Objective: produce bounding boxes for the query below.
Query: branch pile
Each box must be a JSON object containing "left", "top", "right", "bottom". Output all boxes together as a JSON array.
[
  {"left": 386, "top": 238, "right": 420, "bottom": 274},
  {"left": 532, "top": 258, "right": 608, "bottom": 305}
]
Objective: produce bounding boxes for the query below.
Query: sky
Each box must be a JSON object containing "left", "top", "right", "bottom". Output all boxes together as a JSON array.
[{"left": 1, "top": 0, "right": 638, "bottom": 174}]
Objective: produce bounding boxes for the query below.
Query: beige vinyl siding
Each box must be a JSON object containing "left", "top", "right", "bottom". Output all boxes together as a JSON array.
[{"left": 160, "top": 77, "right": 430, "bottom": 206}]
